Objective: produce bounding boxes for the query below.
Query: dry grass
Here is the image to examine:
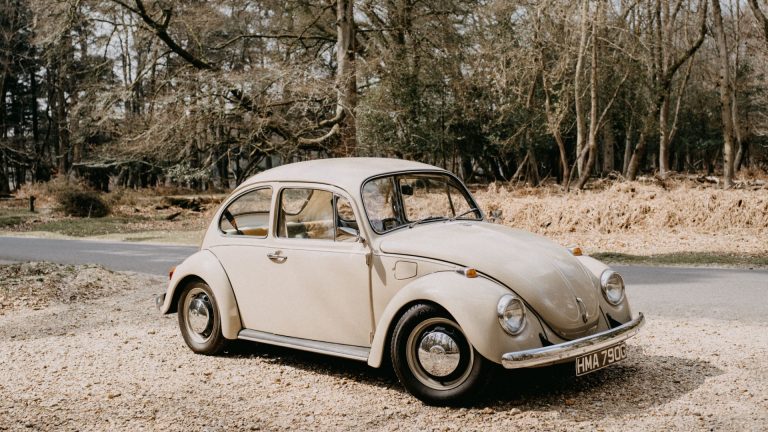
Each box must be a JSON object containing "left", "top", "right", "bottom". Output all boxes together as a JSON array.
[
  {"left": 3, "top": 178, "right": 767, "bottom": 263},
  {"left": 474, "top": 179, "right": 768, "bottom": 257}
]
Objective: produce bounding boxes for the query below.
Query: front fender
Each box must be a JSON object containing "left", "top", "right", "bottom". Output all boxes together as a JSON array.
[
  {"left": 576, "top": 255, "right": 633, "bottom": 323},
  {"left": 367, "top": 271, "right": 545, "bottom": 368},
  {"left": 160, "top": 249, "right": 242, "bottom": 340}
]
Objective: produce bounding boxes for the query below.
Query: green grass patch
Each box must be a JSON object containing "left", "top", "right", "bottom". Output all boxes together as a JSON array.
[
  {"left": 0, "top": 208, "right": 35, "bottom": 228},
  {"left": 32, "top": 216, "right": 153, "bottom": 237},
  {"left": 592, "top": 252, "right": 768, "bottom": 268}
]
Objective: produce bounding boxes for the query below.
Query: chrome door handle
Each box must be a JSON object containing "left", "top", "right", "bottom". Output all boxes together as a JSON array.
[{"left": 267, "top": 252, "right": 287, "bottom": 263}]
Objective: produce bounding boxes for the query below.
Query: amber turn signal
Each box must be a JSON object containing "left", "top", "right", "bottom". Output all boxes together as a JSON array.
[
  {"left": 169, "top": 266, "right": 176, "bottom": 280},
  {"left": 568, "top": 246, "right": 583, "bottom": 256},
  {"left": 458, "top": 267, "right": 478, "bottom": 278}
]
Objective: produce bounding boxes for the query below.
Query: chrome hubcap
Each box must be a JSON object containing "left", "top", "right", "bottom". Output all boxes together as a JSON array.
[
  {"left": 188, "top": 297, "right": 211, "bottom": 334},
  {"left": 183, "top": 287, "right": 213, "bottom": 344},
  {"left": 406, "top": 317, "right": 474, "bottom": 391},
  {"left": 417, "top": 331, "right": 461, "bottom": 377}
]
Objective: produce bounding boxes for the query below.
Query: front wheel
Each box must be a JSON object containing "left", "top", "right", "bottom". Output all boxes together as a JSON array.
[
  {"left": 391, "top": 304, "right": 492, "bottom": 406},
  {"left": 177, "top": 281, "right": 227, "bottom": 355}
]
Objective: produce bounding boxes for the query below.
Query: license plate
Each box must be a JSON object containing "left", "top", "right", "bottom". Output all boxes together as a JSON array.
[{"left": 575, "top": 343, "right": 628, "bottom": 376}]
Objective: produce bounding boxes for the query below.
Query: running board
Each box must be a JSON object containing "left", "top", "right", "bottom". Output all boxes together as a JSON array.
[{"left": 237, "top": 329, "right": 370, "bottom": 362}]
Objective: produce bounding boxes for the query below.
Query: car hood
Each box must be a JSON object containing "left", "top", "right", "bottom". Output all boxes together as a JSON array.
[{"left": 379, "top": 221, "right": 600, "bottom": 339}]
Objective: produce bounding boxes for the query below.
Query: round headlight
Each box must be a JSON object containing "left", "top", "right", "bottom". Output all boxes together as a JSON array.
[
  {"left": 497, "top": 294, "right": 526, "bottom": 335},
  {"left": 600, "top": 270, "right": 625, "bottom": 305}
]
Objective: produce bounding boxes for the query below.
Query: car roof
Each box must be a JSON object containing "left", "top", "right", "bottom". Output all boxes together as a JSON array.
[{"left": 238, "top": 157, "right": 446, "bottom": 193}]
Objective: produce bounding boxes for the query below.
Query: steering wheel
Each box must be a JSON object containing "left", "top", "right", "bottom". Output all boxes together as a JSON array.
[{"left": 223, "top": 210, "right": 244, "bottom": 235}]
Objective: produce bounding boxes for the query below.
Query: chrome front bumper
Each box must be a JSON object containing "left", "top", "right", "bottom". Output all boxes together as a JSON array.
[{"left": 501, "top": 313, "right": 645, "bottom": 369}]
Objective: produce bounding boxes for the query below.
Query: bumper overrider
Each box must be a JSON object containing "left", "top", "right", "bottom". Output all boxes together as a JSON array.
[
  {"left": 501, "top": 313, "right": 645, "bottom": 369},
  {"left": 155, "top": 293, "right": 166, "bottom": 311}
]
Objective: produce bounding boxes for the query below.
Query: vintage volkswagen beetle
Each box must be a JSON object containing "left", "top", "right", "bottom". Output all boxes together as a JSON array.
[{"left": 157, "top": 157, "right": 644, "bottom": 405}]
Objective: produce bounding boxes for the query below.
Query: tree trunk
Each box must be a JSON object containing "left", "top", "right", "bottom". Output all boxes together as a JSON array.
[
  {"left": 712, "top": 0, "right": 736, "bottom": 188},
  {"left": 658, "top": 93, "right": 671, "bottom": 177},
  {"left": 0, "top": 156, "right": 10, "bottom": 196},
  {"left": 335, "top": 0, "right": 357, "bottom": 156},
  {"left": 576, "top": 1, "right": 601, "bottom": 190},
  {"left": 622, "top": 120, "right": 633, "bottom": 175},
  {"left": 625, "top": 110, "right": 656, "bottom": 181},
  {"left": 573, "top": 0, "right": 589, "bottom": 177},
  {"left": 602, "top": 118, "right": 615, "bottom": 174},
  {"left": 747, "top": 0, "right": 768, "bottom": 45},
  {"left": 542, "top": 77, "right": 570, "bottom": 188}
]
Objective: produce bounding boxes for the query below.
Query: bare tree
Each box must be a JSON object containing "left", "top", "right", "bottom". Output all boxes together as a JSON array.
[
  {"left": 712, "top": 0, "right": 736, "bottom": 187},
  {"left": 748, "top": 0, "right": 768, "bottom": 44}
]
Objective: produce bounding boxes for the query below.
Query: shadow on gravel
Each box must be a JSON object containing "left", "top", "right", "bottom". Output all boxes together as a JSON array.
[
  {"left": 218, "top": 342, "right": 721, "bottom": 416},
  {"left": 221, "top": 340, "right": 403, "bottom": 391},
  {"left": 482, "top": 352, "right": 723, "bottom": 419}
]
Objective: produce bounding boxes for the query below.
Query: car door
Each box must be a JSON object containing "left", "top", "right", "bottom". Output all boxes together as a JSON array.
[{"left": 212, "top": 184, "right": 372, "bottom": 348}]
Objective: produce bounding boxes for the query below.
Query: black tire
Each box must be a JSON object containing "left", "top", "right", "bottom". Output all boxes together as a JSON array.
[
  {"left": 391, "top": 304, "right": 492, "bottom": 406},
  {"left": 177, "top": 281, "right": 227, "bottom": 355}
]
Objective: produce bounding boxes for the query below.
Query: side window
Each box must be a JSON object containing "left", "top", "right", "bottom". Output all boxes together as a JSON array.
[
  {"left": 219, "top": 187, "right": 272, "bottom": 237},
  {"left": 278, "top": 188, "right": 334, "bottom": 240},
  {"left": 335, "top": 196, "right": 359, "bottom": 242}
]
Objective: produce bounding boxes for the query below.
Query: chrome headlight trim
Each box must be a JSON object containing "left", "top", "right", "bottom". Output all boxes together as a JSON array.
[
  {"left": 600, "top": 269, "right": 625, "bottom": 305},
  {"left": 497, "top": 294, "right": 527, "bottom": 336}
]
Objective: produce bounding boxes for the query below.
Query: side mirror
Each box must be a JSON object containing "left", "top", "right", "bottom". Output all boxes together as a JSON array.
[
  {"left": 400, "top": 184, "right": 414, "bottom": 196},
  {"left": 337, "top": 226, "right": 365, "bottom": 243},
  {"left": 489, "top": 209, "right": 503, "bottom": 223}
]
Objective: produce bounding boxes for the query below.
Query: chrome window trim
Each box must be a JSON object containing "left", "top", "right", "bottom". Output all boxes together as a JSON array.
[{"left": 360, "top": 169, "right": 484, "bottom": 236}]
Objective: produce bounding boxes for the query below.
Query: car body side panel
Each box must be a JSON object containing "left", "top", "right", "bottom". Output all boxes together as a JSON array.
[
  {"left": 160, "top": 249, "right": 242, "bottom": 340},
  {"left": 367, "top": 271, "right": 545, "bottom": 368}
]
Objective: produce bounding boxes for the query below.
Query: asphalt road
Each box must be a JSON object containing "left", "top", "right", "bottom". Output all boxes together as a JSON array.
[
  {"left": 0, "top": 236, "right": 194, "bottom": 276},
  {"left": 1, "top": 235, "right": 766, "bottom": 323}
]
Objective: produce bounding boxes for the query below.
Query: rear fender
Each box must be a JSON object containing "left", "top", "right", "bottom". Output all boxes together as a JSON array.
[{"left": 160, "top": 249, "right": 242, "bottom": 339}]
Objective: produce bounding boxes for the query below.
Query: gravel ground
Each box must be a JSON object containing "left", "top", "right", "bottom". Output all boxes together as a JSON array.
[{"left": 0, "top": 264, "right": 766, "bottom": 431}]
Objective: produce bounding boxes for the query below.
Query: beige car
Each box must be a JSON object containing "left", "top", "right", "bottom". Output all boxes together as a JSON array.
[{"left": 157, "top": 158, "right": 644, "bottom": 405}]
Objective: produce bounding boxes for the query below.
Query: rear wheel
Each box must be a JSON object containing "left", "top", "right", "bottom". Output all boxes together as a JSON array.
[
  {"left": 177, "top": 281, "right": 227, "bottom": 355},
  {"left": 391, "top": 304, "right": 492, "bottom": 405}
]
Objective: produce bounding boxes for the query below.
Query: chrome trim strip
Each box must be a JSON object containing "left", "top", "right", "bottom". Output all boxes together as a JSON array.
[
  {"left": 237, "top": 329, "right": 370, "bottom": 362},
  {"left": 501, "top": 313, "right": 645, "bottom": 369}
]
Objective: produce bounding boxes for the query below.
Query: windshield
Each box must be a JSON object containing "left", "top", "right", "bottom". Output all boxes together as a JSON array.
[{"left": 362, "top": 172, "right": 482, "bottom": 234}]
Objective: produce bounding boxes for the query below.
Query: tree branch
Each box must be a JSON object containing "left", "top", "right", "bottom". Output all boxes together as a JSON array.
[
  {"left": 212, "top": 33, "right": 335, "bottom": 51},
  {"left": 748, "top": 0, "right": 768, "bottom": 44},
  {"left": 663, "top": 1, "right": 707, "bottom": 87},
  {"left": 111, "top": 0, "right": 214, "bottom": 70}
]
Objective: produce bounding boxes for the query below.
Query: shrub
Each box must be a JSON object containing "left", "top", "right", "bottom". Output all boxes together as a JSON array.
[{"left": 58, "top": 190, "right": 111, "bottom": 218}]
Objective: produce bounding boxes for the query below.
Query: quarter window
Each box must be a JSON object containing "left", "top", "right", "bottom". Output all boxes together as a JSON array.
[
  {"left": 219, "top": 187, "right": 272, "bottom": 237},
  {"left": 335, "top": 196, "right": 359, "bottom": 242},
  {"left": 362, "top": 177, "right": 399, "bottom": 232}
]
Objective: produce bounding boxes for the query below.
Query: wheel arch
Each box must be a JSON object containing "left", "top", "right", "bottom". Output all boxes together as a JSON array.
[
  {"left": 165, "top": 274, "right": 204, "bottom": 314},
  {"left": 367, "top": 271, "right": 525, "bottom": 368},
  {"left": 159, "top": 249, "right": 243, "bottom": 340},
  {"left": 373, "top": 299, "right": 450, "bottom": 370}
]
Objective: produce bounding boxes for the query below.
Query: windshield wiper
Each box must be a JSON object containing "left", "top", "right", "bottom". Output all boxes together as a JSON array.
[
  {"left": 408, "top": 216, "right": 447, "bottom": 228},
  {"left": 449, "top": 208, "right": 479, "bottom": 222}
]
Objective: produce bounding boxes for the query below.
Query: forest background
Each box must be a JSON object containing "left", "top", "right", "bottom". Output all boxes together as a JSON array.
[{"left": 2, "top": 0, "right": 768, "bottom": 192}]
